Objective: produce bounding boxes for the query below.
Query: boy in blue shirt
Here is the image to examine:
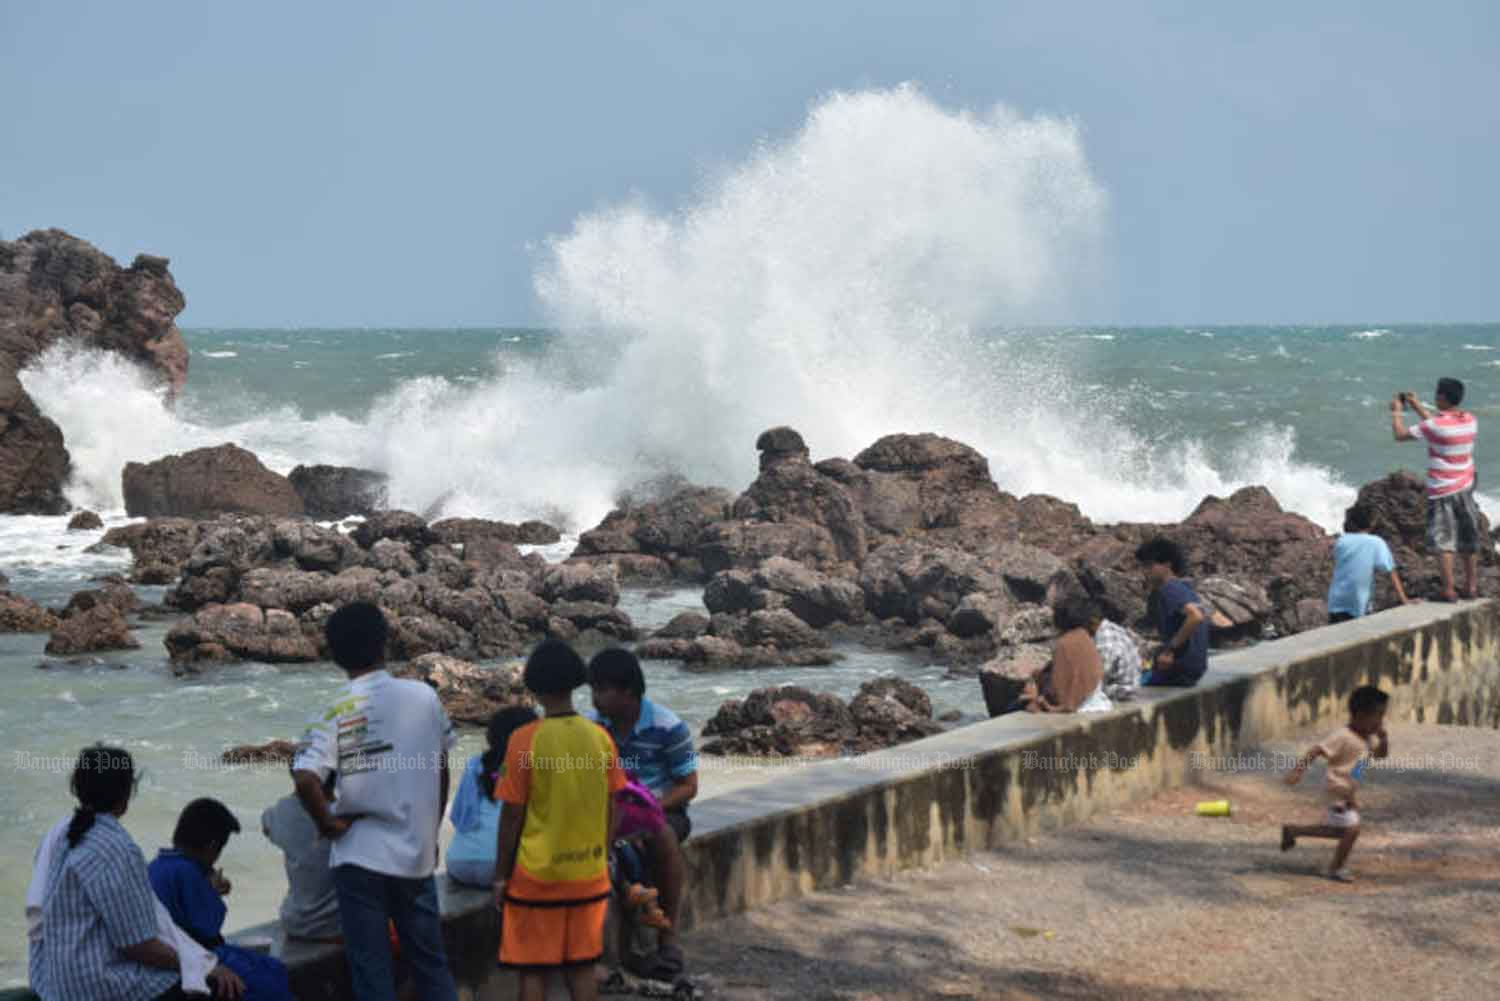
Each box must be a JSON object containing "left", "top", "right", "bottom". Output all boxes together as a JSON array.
[
  {"left": 1327, "top": 503, "right": 1414, "bottom": 623},
  {"left": 1135, "top": 537, "right": 1210, "bottom": 686}
]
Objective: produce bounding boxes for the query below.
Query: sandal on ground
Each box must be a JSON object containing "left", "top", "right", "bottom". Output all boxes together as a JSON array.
[
  {"left": 1328, "top": 868, "right": 1356, "bottom": 883},
  {"left": 598, "top": 968, "right": 633, "bottom": 995}
]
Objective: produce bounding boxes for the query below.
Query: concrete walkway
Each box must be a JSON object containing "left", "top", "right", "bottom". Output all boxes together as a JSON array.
[{"left": 678, "top": 722, "right": 1500, "bottom": 1001}]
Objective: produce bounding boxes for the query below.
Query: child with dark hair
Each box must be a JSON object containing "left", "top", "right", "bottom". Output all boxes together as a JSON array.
[
  {"left": 447, "top": 705, "right": 537, "bottom": 888},
  {"left": 495, "top": 639, "right": 626, "bottom": 1001},
  {"left": 292, "top": 601, "right": 459, "bottom": 1001},
  {"left": 150, "top": 798, "right": 294, "bottom": 1000},
  {"left": 1281, "top": 686, "right": 1391, "bottom": 882},
  {"left": 261, "top": 769, "right": 342, "bottom": 941},
  {"left": 1134, "top": 536, "right": 1209, "bottom": 686},
  {"left": 30, "top": 746, "right": 243, "bottom": 1000},
  {"left": 1327, "top": 503, "right": 1414, "bottom": 623}
]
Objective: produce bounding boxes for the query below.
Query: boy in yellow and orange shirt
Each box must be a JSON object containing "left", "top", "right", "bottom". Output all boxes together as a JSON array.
[
  {"left": 1281, "top": 685, "right": 1390, "bottom": 882},
  {"left": 493, "top": 639, "right": 625, "bottom": 1001}
]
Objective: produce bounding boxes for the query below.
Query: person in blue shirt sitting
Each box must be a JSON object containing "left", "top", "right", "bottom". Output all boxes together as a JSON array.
[
  {"left": 586, "top": 648, "right": 697, "bottom": 984},
  {"left": 1327, "top": 503, "right": 1415, "bottom": 623},
  {"left": 1135, "top": 536, "right": 1210, "bottom": 687},
  {"left": 148, "top": 799, "right": 294, "bottom": 1001},
  {"left": 445, "top": 705, "right": 536, "bottom": 888}
]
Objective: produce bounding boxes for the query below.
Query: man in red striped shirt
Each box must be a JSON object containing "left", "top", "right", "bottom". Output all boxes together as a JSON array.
[{"left": 1391, "top": 377, "right": 1481, "bottom": 601}]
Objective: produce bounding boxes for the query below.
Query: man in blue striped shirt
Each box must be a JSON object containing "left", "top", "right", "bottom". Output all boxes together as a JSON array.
[{"left": 587, "top": 648, "right": 698, "bottom": 981}]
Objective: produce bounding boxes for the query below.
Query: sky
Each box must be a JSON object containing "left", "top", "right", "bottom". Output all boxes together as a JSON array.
[{"left": 2, "top": 1, "right": 1497, "bottom": 328}]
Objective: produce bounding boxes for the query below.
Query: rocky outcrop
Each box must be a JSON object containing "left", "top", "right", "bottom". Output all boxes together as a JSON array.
[
  {"left": 165, "top": 602, "right": 321, "bottom": 670},
  {"left": 702, "top": 557, "right": 864, "bottom": 628},
  {"left": 61, "top": 579, "right": 142, "bottom": 619},
  {"left": 288, "top": 465, "right": 389, "bottom": 520},
  {"left": 0, "top": 229, "right": 190, "bottom": 514},
  {"left": 45, "top": 604, "right": 139, "bottom": 655},
  {"left": 978, "top": 646, "right": 1052, "bottom": 717},
  {"left": 432, "top": 517, "right": 562, "bottom": 547},
  {"left": 67, "top": 510, "right": 104, "bottom": 531},
  {"left": 700, "top": 676, "right": 942, "bottom": 757},
  {"left": 124, "top": 444, "right": 304, "bottom": 518},
  {"left": 392, "top": 653, "right": 534, "bottom": 726},
  {"left": 0, "top": 369, "right": 70, "bottom": 514},
  {"left": 573, "top": 483, "right": 735, "bottom": 581},
  {"left": 1197, "top": 575, "right": 1272, "bottom": 644},
  {"left": 94, "top": 518, "right": 203, "bottom": 583},
  {"left": 0, "top": 590, "right": 61, "bottom": 633}
]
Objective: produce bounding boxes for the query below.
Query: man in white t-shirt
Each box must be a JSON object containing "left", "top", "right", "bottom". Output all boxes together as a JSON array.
[{"left": 291, "top": 602, "right": 459, "bottom": 1001}]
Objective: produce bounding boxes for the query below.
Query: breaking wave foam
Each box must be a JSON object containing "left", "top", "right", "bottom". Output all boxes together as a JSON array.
[{"left": 20, "top": 86, "right": 1360, "bottom": 532}]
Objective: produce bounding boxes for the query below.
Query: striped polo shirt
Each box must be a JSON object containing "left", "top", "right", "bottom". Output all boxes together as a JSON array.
[
  {"left": 585, "top": 698, "right": 698, "bottom": 802},
  {"left": 1410, "top": 411, "right": 1477, "bottom": 498}
]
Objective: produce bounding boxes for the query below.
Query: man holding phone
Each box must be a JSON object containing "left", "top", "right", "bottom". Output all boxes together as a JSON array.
[{"left": 1391, "top": 378, "right": 1482, "bottom": 602}]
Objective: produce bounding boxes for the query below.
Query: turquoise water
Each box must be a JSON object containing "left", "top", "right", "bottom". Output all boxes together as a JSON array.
[{"left": 3, "top": 322, "right": 1497, "bottom": 985}]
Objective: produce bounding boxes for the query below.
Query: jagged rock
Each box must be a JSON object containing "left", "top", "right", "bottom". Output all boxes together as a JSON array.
[
  {"left": 67, "top": 510, "right": 103, "bottom": 531},
  {"left": 697, "top": 520, "right": 842, "bottom": 576},
  {"left": 271, "top": 519, "right": 360, "bottom": 573},
  {"left": 847, "top": 677, "right": 944, "bottom": 749},
  {"left": 850, "top": 433, "right": 1015, "bottom": 537},
  {"left": 541, "top": 563, "right": 620, "bottom": 606},
  {"left": 857, "top": 540, "right": 1003, "bottom": 625},
  {"left": 393, "top": 653, "right": 534, "bottom": 726},
  {"left": 385, "top": 612, "right": 471, "bottom": 662},
  {"left": 462, "top": 537, "right": 528, "bottom": 570},
  {"left": 702, "top": 677, "right": 939, "bottom": 757},
  {"left": 237, "top": 568, "right": 335, "bottom": 614},
  {"left": 123, "top": 444, "right": 304, "bottom": 518},
  {"left": 221, "top": 740, "right": 298, "bottom": 765},
  {"left": 703, "top": 570, "right": 757, "bottom": 616},
  {"left": 168, "top": 520, "right": 277, "bottom": 611},
  {"left": 1, "top": 230, "right": 189, "bottom": 514},
  {"left": 166, "top": 602, "right": 319, "bottom": 668},
  {"left": 494, "top": 589, "right": 550, "bottom": 630},
  {"left": 0, "top": 591, "right": 60, "bottom": 633},
  {"left": 945, "top": 592, "right": 1012, "bottom": 639},
  {"left": 351, "top": 510, "right": 438, "bottom": 550},
  {"left": 94, "top": 518, "right": 202, "bottom": 582},
  {"left": 1198, "top": 575, "right": 1273, "bottom": 642},
  {"left": 368, "top": 539, "right": 421, "bottom": 577},
  {"left": 46, "top": 604, "right": 139, "bottom": 655},
  {"left": 732, "top": 450, "right": 867, "bottom": 565},
  {"left": 755, "top": 426, "right": 810, "bottom": 470},
  {"left": 431, "top": 517, "right": 561, "bottom": 546},
  {"left": 61, "top": 579, "right": 141, "bottom": 619},
  {"left": 654, "top": 611, "right": 710, "bottom": 640},
  {"left": 418, "top": 546, "right": 474, "bottom": 590},
  {"left": 997, "top": 606, "right": 1059, "bottom": 647},
  {"left": 573, "top": 484, "right": 734, "bottom": 580},
  {"left": 548, "top": 601, "right": 635, "bottom": 640},
  {"left": 0, "top": 369, "right": 70, "bottom": 514},
  {"left": 747, "top": 556, "right": 865, "bottom": 627},
  {"left": 288, "top": 465, "right": 389, "bottom": 519}
]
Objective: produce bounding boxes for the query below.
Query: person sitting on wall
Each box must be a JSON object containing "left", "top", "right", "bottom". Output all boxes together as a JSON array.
[
  {"left": 1135, "top": 537, "right": 1210, "bottom": 687},
  {"left": 1327, "top": 502, "right": 1416, "bottom": 623},
  {"left": 1020, "top": 596, "right": 1113, "bottom": 714}
]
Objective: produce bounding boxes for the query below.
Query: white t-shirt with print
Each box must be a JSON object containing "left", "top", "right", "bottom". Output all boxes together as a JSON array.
[{"left": 293, "top": 669, "right": 458, "bottom": 879}]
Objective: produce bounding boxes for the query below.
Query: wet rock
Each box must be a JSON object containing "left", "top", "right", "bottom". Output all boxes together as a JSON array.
[
  {"left": 384, "top": 611, "right": 471, "bottom": 661},
  {"left": 123, "top": 444, "right": 304, "bottom": 518},
  {"left": 541, "top": 563, "right": 621, "bottom": 606},
  {"left": 67, "top": 510, "right": 104, "bottom": 531},
  {"left": 573, "top": 484, "right": 734, "bottom": 580},
  {"left": 0, "top": 591, "right": 61, "bottom": 633},
  {"left": 697, "top": 520, "right": 842, "bottom": 576},
  {"left": 61, "top": 579, "right": 141, "bottom": 619},
  {"left": 462, "top": 537, "right": 528, "bottom": 570},
  {"left": 748, "top": 556, "right": 865, "bottom": 627},
  {"left": 368, "top": 539, "right": 421, "bottom": 577},
  {"left": 755, "top": 426, "right": 810, "bottom": 470},
  {"left": 431, "top": 517, "right": 561, "bottom": 547},
  {"left": 732, "top": 451, "right": 867, "bottom": 566},
  {"left": 701, "top": 677, "right": 940, "bottom": 757},
  {"left": 1198, "top": 575, "right": 1273, "bottom": 643},
  {"left": 351, "top": 510, "right": 438, "bottom": 550},
  {"left": 857, "top": 540, "right": 1003, "bottom": 625},
  {"left": 850, "top": 433, "right": 1015, "bottom": 539},
  {"left": 166, "top": 602, "right": 320, "bottom": 668},
  {"left": 271, "top": 520, "right": 360, "bottom": 573},
  {"left": 847, "top": 677, "right": 944, "bottom": 749},
  {"left": 95, "top": 518, "right": 202, "bottom": 582},
  {"left": 548, "top": 601, "right": 635, "bottom": 641},
  {"left": 653, "top": 611, "right": 710, "bottom": 640},
  {"left": 46, "top": 603, "right": 139, "bottom": 655},
  {"left": 288, "top": 465, "right": 389, "bottom": 519},
  {"left": 237, "top": 568, "right": 335, "bottom": 614},
  {"left": 392, "top": 653, "right": 534, "bottom": 726},
  {"left": 0, "top": 369, "right": 70, "bottom": 515}
]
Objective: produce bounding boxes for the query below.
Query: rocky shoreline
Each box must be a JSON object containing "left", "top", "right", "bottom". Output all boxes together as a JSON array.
[{"left": 3, "top": 227, "right": 1496, "bottom": 762}]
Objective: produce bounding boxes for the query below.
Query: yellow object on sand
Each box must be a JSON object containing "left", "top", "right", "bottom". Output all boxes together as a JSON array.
[{"left": 1195, "top": 799, "right": 1232, "bottom": 817}]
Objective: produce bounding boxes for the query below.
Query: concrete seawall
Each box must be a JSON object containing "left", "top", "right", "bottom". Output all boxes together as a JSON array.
[{"left": 257, "top": 600, "right": 1500, "bottom": 999}]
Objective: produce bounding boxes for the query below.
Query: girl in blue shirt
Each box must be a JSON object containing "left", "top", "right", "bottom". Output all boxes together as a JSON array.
[{"left": 446, "top": 706, "right": 536, "bottom": 887}]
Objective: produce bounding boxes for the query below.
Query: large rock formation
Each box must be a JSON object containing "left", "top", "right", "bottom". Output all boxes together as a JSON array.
[
  {"left": 288, "top": 465, "right": 390, "bottom": 520},
  {"left": 392, "top": 653, "right": 534, "bottom": 726},
  {"left": 46, "top": 604, "right": 140, "bottom": 655},
  {"left": 124, "top": 444, "right": 305, "bottom": 518},
  {"left": 700, "top": 676, "right": 943, "bottom": 757},
  {"left": 0, "top": 229, "right": 189, "bottom": 513}
]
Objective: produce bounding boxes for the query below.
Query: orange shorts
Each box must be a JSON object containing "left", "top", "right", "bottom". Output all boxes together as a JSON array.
[{"left": 499, "top": 895, "right": 609, "bottom": 969}]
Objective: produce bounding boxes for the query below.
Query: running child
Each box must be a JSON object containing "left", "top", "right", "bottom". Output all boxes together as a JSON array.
[{"left": 1280, "top": 686, "right": 1391, "bottom": 882}]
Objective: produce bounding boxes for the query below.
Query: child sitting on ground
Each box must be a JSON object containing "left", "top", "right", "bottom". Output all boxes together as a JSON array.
[
  {"left": 1280, "top": 686, "right": 1391, "bottom": 882},
  {"left": 149, "top": 797, "right": 295, "bottom": 1000}
]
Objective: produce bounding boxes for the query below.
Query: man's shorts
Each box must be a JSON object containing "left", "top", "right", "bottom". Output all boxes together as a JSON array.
[
  {"left": 499, "top": 895, "right": 609, "bottom": 969},
  {"left": 1326, "top": 802, "right": 1360, "bottom": 829},
  {"left": 1427, "top": 488, "right": 1483, "bottom": 554}
]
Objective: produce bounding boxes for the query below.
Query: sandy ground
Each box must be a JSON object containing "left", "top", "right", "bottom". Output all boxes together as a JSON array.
[{"left": 678, "top": 722, "right": 1500, "bottom": 1001}]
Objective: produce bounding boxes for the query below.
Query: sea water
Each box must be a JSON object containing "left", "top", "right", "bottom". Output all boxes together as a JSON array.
[{"left": 4, "top": 85, "right": 1495, "bottom": 983}]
